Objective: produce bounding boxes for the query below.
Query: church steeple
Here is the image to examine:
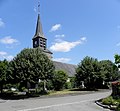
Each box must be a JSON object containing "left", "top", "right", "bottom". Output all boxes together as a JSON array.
[
  {"left": 32, "top": 0, "right": 53, "bottom": 59},
  {"left": 34, "top": 1, "right": 44, "bottom": 38},
  {"left": 34, "top": 14, "right": 45, "bottom": 39},
  {"left": 32, "top": 0, "right": 47, "bottom": 49}
]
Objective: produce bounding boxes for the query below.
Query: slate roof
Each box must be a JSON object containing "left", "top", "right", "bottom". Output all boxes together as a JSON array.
[
  {"left": 53, "top": 61, "right": 77, "bottom": 77},
  {"left": 43, "top": 49, "right": 53, "bottom": 54},
  {"left": 33, "top": 14, "right": 45, "bottom": 39}
]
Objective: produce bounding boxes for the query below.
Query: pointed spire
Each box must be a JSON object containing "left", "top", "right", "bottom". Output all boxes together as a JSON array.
[
  {"left": 33, "top": 0, "right": 45, "bottom": 39},
  {"left": 35, "top": 14, "right": 44, "bottom": 38}
]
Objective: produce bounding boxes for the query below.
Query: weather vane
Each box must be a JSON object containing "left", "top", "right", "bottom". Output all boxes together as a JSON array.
[{"left": 38, "top": 0, "right": 40, "bottom": 14}]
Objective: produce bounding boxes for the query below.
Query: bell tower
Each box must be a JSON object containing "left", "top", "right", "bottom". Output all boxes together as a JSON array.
[
  {"left": 32, "top": 0, "right": 53, "bottom": 58},
  {"left": 33, "top": 14, "right": 47, "bottom": 49},
  {"left": 32, "top": 0, "right": 46, "bottom": 49}
]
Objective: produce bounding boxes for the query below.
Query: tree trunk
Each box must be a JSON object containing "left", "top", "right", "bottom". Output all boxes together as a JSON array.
[{"left": 27, "top": 81, "right": 30, "bottom": 95}]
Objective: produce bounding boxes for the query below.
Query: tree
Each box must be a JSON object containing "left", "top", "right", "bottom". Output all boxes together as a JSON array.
[
  {"left": 99, "top": 60, "right": 119, "bottom": 82},
  {"left": 114, "top": 54, "right": 120, "bottom": 80},
  {"left": 52, "top": 70, "right": 68, "bottom": 91},
  {"left": 114, "top": 54, "right": 120, "bottom": 68},
  {"left": 75, "top": 56, "right": 101, "bottom": 89},
  {"left": 10, "top": 48, "right": 55, "bottom": 92},
  {"left": 0, "top": 60, "right": 9, "bottom": 93}
]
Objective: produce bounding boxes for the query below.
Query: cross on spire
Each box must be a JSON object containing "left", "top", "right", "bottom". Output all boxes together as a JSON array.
[
  {"left": 32, "top": 0, "right": 53, "bottom": 58},
  {"left": 38, "top": 0, "right": 40, "bottom": 14}
]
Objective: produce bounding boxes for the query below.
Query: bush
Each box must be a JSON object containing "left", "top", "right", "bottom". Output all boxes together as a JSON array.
[
  {"left": 46, "top": 80, "right": 54, "bottom": 90},
  {"left": 116, "top": 105, "right": 120, "bottom": 111},
  {"left": 70, "top": 77, "right": 77, "bottom": 88},
  {"left": 52, "top": 70, "right": 68, "bottom": 91},
  {"left": 65, "top": 82, "right": 72, "bottom": 89},
  {"left": 4, "top": 84, "right": 13, "bottom": 89},
  {"left": 21, "top": 87, "right": 27, "bottom": 92},
  {"left": 102, "top": 96, "right": 118, "bottom": 105}
]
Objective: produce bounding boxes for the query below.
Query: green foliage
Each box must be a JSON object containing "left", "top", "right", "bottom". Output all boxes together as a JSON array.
[
  {"left": 0, "top": 60, "right": 9, "bottom": 93},
  {"left": 38, "top": 80, "right": 54, "bottom": 92},
  {"left": 9, "top": 48, "right": 55, "bottom": 89},
  {"left": 52, "top": 70, "right": 68, "bottom": 91},
  {"left": 99, "top": 60, "right": 119, "bottom": 82},
  {"left": 20, "top": 87, "right": 27, "bottom": 92},
  {"left": 0, "top": 60, "right": 8, "bottom": 82},
  {"left": 65, "top": 77, "right": 76, "bottom": 89},
  {"left": 102, "top": 96, "right": 119, "bottom": 106},
  {"left": 75, "top": 56, "right": 101, "bottom": 89},
  {"left": 70, "top": 77, "right": 77, "bottom": 88},
  {"left": 46, "top": 80, "right": 54, "bottom": 90},
  {"left": 115, "top": 54, "right": 120, "bottom": 65},
  {"left": 65, "top": 82, "right": 72, "bottom": 89},
  {"left": 116, "top": 106, "right": 120, "bottom": 111},
  {"left": 75, "top": 56, "right": 119, "bottom": 89}
]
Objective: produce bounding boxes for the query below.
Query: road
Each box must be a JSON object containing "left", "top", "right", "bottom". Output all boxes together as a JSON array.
[{"left": 0, "top": 90, "right": 111, "bottom": 111}]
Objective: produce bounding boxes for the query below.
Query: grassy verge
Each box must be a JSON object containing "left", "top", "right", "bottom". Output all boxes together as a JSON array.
[
  {"left": 47, "top": 88, "right": 97, "bottom": 96},
  {"left": 0, "top": 88, "right": 98, "bottom": 100},
  {"left": 100, "top": 96, "right": 120, "bottom": 110},
  {"left": 102, "top": 96, "right": 119, "bottom": 106},
  {"left": 48, "top": 89, "right": 79, "bottom": 96}
]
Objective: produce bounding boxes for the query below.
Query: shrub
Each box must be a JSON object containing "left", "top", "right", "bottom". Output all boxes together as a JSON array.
[
  {"left": 65, "top": 82, "right": 72, "bottom": 89},
  {"left": 102, "top": 96, "right": 118, "bottom": 105},
  {"left": 69, "top": 77, "right": 77, "bottom": 88},
  {"left": 116, "top": 105, "right": 120, "bottom": 111},
  {"left": 46, "top": 80, "right": 54, "bottom": 90},
  {"left": 52, "top": 70, "right": 68, "bottom": 91}
]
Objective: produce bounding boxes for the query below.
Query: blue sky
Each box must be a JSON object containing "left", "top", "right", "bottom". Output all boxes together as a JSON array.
[{"left": 0, "top": 0, "right": 120, "bottom": 64}]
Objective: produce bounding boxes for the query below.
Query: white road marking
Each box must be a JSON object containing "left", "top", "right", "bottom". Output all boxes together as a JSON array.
[{"left": 17, "top": 99, "right": 95, "bottom": 111}]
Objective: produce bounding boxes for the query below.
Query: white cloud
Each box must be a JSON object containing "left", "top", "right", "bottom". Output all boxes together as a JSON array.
[
  {"left": 80, "top": 37, "right": 87, "bottom": 41},
  {"left": 53, "top": 58, "right": 71, "bottom": 63},
  {"left": 0, "top": 51, "right": 14, "bottom": 61},
  {"left": 0, "top": 18, "right": 5, "bottom": 27},
  {"left": 6, "top": 55, "right": 14, "bottom": 60},
  {"left": 50, "top": 41, "right": 80, "bottom": 52},
  {"left": 0, "top": 51, "right": 7, "bottom": 56},
  {"left": 55, "top": 34, "right": 65, "bottom": 38},
  {"left": 54, "top": 34, "right": 65, "bottom": 43},
  {"left": 55, "top": 34, "right": 65, "bottom": 42},
  {"left": 0, "top": 36, "right": 18, "bottom": 44},
  {"left": 50, "top": 37, "right": 87, "bottom": 52},
  {"left": 50, "top": 24, "right": 61, "bottom": 32}
]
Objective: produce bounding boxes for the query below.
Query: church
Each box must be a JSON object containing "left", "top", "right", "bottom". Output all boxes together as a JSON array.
[{"left": 32, "top": 4, "right": 77, "bottom": 77}]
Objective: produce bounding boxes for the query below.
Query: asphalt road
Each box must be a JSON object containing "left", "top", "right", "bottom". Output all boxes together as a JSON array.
[{"left": 0, "top": 90, "right": 111, "bottom": 111}]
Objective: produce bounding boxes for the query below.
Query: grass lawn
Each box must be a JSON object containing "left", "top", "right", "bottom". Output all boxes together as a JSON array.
[
  {"left": 49, "top": 89, "right": 78, "bottom": 95},
  {"left": 47, "top": 88, "right": 95, "bottom": 96},
  {"left": 0, "top": 88, "right": 98, "bottom": 100}
]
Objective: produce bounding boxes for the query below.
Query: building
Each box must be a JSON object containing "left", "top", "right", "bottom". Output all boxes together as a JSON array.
[
  {"left": 53, "top": 61, "right": 77, "bottom": 77},
  {"left": 32, "top": 3, "right": 77, "bottom": 77},
  {"left": 32, "top": 14, "right": 53, "bottom": 59}
]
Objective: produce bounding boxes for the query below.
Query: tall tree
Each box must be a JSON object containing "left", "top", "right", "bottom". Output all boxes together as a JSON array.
[
  {"left": 10, "top": 48, "right": 55, "bottom": 91},
  {"left": 75, "top": 56, "right": 101, "bottom": 89},
  {"left": 0, "top": 60, "right": 8, "bottom": 93},
  {"left": 99, "top": 60, "right": 119, "bottom": 82}
]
